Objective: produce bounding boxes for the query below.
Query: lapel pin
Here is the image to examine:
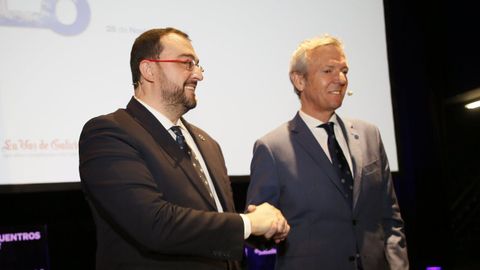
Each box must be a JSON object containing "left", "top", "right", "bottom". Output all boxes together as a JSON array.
[{"left": 198, "top": 134, "right": 206, "bottom": 141}]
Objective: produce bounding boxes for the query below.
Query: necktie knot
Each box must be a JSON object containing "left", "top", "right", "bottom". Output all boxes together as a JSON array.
[
  {"left": 319, "top": 122, "right": 335, "bottom": 137},
  {"left": 170, "top": 126, "right": 187, "bottom": 152}
]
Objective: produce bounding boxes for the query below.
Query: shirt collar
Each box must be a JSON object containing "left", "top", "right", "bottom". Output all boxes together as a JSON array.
[
  {"left": 299, "top": 110, "right": 339, "bottom": 128},
  {"left": 134, "top": 96, "right": 184, "bottom": 130}
]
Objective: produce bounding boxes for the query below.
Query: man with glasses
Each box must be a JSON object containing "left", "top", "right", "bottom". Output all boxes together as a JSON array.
[{"left": 79, "top": 27, "right": 290, "bottom": 270}]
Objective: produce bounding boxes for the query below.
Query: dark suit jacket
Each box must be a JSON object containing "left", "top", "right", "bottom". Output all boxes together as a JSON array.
[
  {"left": 79, "top": 97, "right": 244, "bottom": 270},
  {"left": 246, "top": 113, "right": 408, "bottom": 270}
]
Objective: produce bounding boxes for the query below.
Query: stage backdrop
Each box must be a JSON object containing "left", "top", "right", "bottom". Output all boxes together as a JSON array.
[{"left": 0, "top": 0, "right": 397, "bottom": 185}]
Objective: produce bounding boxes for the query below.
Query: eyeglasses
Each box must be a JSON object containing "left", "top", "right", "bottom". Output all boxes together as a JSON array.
[{"left": 143, "top": 58, "right": 204, "bottom": 72}]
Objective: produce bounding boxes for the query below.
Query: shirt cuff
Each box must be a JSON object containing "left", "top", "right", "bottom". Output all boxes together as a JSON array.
[{"left": 239, "top": 213, "right": 252, "bottom": 239}]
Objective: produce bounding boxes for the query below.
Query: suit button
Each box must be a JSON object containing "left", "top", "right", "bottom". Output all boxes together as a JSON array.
[
  {"left": 348, "top": 255, "right": 355, "bottom": 261},
  {"left": 352, "top": 219, "right": 357, "bottom": 226}
]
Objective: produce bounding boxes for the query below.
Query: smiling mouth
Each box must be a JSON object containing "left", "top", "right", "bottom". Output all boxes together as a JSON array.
[
  {"left": 184, "top": 84, "right": 196, "bottom": 91},
  {"left": 328, "top": 90, "right": 342, "bottom": 95}
]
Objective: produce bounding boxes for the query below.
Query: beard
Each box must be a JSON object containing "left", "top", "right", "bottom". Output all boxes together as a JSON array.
[{"left": 159, "top": 70, "right": 197, "bottom": 114}]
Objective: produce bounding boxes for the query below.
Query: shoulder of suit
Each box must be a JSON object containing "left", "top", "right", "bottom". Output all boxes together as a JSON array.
[
  {"left": 82, "top": 109, "right": 131, "bottom": 131},
  {"left": 257, "top": 121, "right": 291, "bottom": 144},
  {"left": 182, "top": 120, "right": 219, "bottom": 143},
  {"left": 341, "top": 117, "right": 378, "bottom": 131}
]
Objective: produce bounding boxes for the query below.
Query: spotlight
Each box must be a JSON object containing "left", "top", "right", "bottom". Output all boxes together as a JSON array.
[{"left": 465, "top": 100, "right": 480, "bottom": 110}]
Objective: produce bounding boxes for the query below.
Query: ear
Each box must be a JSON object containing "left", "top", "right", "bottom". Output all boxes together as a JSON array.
[
  {"left": 139, "top": 60, "right": 155, "bottom": 83},
  {"left": 290, "top": 72, "right": 306, "bottom": 93}
]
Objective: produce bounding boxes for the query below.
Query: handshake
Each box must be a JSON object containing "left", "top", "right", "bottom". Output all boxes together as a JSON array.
[{"left": 245, "top": 203, "right": 290, "bottom": 243}]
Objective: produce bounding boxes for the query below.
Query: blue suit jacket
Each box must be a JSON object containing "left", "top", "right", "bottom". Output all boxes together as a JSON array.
[{"left": 246, "top": 113, "right": 408, "bottom": 270}]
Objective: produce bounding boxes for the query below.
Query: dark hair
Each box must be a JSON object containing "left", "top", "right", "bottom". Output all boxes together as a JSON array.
[{"left": 130, "top": 27, "right": 189, "bottom": 88}]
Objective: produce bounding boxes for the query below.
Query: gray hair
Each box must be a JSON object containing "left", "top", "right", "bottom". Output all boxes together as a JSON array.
[{"left": 289, "top": 34, "right": 344, "bottom": 96}]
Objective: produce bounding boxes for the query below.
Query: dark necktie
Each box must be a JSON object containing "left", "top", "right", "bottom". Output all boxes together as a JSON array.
[
  {"left": 170, "top": 126, "right": 215, "bottom": 200},
  {"left": 319, "top": 122, "right": 354, "bottom": 206},
  {"left": 170, "top": 126, "right": 188, "bottom": 153}
]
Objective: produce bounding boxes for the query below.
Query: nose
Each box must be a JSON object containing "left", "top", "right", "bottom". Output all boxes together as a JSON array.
[
  {"left": 337, "top": 71, "right": 347, "bottom": 85},
  {"left": 191, "top": 66, "right": 204, "bottom": 81}
]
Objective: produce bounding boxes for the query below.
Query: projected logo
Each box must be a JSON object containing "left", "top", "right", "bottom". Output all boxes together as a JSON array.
[
  {"left": 0, "top": 0, "right": 90, "bottom": 36},
  {"left": 0, "top": 231, "right": 42, "bottom": 250}
]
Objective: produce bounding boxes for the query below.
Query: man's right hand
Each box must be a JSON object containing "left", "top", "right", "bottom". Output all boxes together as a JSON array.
[{"left": 245, "top": 203, "right": 290, "bottom": 243}]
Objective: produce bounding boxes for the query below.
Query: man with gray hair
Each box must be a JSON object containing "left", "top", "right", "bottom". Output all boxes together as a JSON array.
[{"left": 246, "top": 35, "right": 409, "bottom": 269}]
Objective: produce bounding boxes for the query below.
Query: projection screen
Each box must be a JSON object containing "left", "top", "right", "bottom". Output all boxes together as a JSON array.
[{"left": 0, "top": 0, "right": 398, "bottom": 185}]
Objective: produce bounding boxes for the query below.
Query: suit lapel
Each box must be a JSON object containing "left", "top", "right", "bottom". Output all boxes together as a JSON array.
[
  {"left": 126, "top": 97, "right": 179, "bottom": 159},
  {"left": 125, "top": 97, "right": 217, "bottom": 210},
  {"left": 290, "top": 113, "right": 349, "bottom": 202},
  {"left": 337, "top": 117, "right": 364, "bottom": 210},
  {"left": 183, "top": 119, "right": 232, "bottom": 211}
]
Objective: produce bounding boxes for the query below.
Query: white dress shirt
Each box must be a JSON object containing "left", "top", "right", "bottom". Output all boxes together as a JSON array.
[{"left": 299, "top": 110, "right": 354, "bottom": 177}]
